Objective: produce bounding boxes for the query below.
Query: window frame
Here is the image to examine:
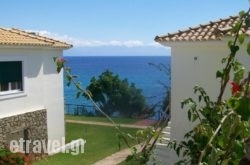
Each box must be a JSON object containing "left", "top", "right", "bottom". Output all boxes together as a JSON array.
[{"left": 0, "top": 61, "right": 24, "bottom": 96}]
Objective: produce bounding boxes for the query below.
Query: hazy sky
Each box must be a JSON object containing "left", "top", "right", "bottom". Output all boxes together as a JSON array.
[{"left": 0, "top": 0, "right": 249, "bottom": 56}]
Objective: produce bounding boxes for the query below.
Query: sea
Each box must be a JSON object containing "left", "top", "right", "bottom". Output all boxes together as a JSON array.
[{"left": 63, "top": 56, "right": 171, "bottom": 119}]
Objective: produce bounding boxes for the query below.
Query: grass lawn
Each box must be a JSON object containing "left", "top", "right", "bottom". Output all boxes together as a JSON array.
[
  {"left": 34, "top": 123, "right": 139, "bottom": 165},
  {"left": 65, "top": 114, "right": 140, "bottom": 125}
]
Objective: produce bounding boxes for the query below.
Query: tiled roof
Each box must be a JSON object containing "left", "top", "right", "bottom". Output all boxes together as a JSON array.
[
  {"left": 0, "top": 28, "right": 72, "bottom": 49},
  {"left": 155, "top": 15, "right": 250, "bottom": 43}
]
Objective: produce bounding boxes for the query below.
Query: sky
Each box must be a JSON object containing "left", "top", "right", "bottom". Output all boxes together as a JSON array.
[{"left": 0, "top": 0, "right": 249, "bottom": 56}]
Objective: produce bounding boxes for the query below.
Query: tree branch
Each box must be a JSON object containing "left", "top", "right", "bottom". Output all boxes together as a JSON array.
[
  {"left": 197, "top": 111, "right": 235, "bottom": 164},
  {"left": 244, "top": 72, "right": 250, "bottom": 98}
]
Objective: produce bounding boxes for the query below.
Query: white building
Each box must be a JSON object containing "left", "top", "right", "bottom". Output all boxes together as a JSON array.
[
  {"left": 0, "top": 28, "right": 72, "bottom": 157},
  {"left": 154, "top": 15, "right": 250, "bottom": 164}
]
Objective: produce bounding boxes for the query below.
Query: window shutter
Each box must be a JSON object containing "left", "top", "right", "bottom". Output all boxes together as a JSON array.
[{"left": 0, "top": 61, "right": 22, "bottom": 83}]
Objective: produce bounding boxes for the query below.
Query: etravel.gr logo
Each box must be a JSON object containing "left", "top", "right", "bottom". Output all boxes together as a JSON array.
[{"left": 9, "top": 137, "right": 86, "bottom": 155}]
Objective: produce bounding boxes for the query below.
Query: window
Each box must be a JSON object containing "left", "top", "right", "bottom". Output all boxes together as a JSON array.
[{"left": 0, "top": 61, "right": 23, "bottom": 95}]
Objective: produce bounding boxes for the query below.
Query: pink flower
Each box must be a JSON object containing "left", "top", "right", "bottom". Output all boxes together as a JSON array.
[
  {"left": 230, "top": 81, "right": 240, "bottom": 95},
  {"left": 57, "top": 57, "right": 65, "bottom": 63},
  {"left": 55, "top": 57, "right": 65, "bottom": 73}
]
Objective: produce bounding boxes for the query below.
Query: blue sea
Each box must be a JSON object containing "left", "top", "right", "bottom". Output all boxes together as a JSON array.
[{"left": 63, "top": 56, "right": 171, "bottom": 117}]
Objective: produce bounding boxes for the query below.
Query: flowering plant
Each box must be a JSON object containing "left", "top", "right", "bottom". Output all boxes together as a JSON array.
[
  {"left": 168, "top": 10, "right": 250, "bottom": 165},
  {"left": 230, "top": 81, "right": 240, "bottom": 95}
]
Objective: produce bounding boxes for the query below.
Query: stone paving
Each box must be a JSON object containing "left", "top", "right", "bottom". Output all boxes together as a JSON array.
[{"left": 93, "top": 144, "right": 142, "bottom": 165}]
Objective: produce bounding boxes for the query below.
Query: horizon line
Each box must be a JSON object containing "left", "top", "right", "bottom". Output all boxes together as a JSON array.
[{"left": 63, "top": 54, "right": 171, "bottom": 57}]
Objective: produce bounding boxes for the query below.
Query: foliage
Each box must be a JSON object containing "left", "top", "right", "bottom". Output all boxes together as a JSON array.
[
  {"left": 0, "top": 146, "right": 31, "bottom": 165},
  {"left": 168, "top": 10, "right": 250, "bottom": 164},
  {"left": 85, "top": 70, "right": 152, "bottom": 117}
]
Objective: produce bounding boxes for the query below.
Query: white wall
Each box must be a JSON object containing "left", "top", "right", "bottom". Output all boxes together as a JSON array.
[
  {"left": 42, "top": 52, "right": 65, "bottom": 145},
  {"left": 0, "top": 46, "right": 65, "bottom": 151},
  {"left": 163, "top": 40, "right": 250, "bottom": 164},
  {"left": 170, "top": 41, "right": 226, "bottom": 140}
]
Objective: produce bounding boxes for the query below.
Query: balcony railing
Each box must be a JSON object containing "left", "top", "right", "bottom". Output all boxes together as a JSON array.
[
  {"left": 64, "top": 103, "right": 169, "bottom": 121},
  {"left": 64, "top": 103, "right": 97, "bottom": 116}
]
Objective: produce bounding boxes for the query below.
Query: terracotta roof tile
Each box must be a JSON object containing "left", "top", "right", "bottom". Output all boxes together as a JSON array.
[
  {"left": 155, "top": 15, "right": 250, "bottom": 43},
  {"left": 0, "top": 28, "right": 72, "bottom": 49}
]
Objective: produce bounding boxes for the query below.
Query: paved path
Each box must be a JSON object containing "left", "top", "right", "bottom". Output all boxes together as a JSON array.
[
  {"left": 133, "top": 119, "right": 156, "bottom": 126},
  {"left": 93, "top": 144, "right": 142, "bottom": 165},
  {"left": 66, "top": 119, "right": 151, "bottom": 129}
]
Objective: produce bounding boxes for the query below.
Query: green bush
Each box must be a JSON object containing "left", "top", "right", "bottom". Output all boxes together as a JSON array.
[{"left": 0, "top": 146, "right": 31, "bottom": 165}]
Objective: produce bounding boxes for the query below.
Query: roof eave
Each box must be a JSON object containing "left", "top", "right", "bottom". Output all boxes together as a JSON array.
[
  {"left": 155, "top": 39, "right": 227, "bottom": 47},
  {"left": 0, "top": 43, "right": 73, "bottom": 50},
  {"left": 53, "top": 44, "right": 73, "bottom": 49}
]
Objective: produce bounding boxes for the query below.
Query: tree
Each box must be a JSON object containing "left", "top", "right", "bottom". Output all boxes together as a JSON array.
[
  {"left": 54, "top": 57, "right": 169, "bottom": 165},
  {"left": 85, "top": 70, "right": 152, "bottom": 117}
]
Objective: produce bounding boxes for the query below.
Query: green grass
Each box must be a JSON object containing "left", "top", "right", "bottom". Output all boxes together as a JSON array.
[
  {"left": 65, "top": 114, "right": 140, "bottom": 125},
  {"left": 34, "top": 123, "right": 139, "bottom": 165}
]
